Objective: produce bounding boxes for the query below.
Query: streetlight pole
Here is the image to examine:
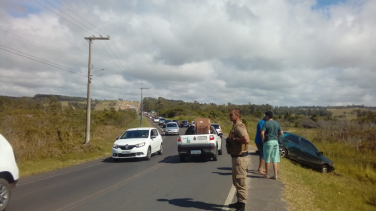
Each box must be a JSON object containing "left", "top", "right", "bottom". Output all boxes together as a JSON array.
[
  {"left": 140, "top": 88, "right": 149, "bottom": 126},
  {"left": 83, "top": 36, "right": 110, "bottom": 144}
]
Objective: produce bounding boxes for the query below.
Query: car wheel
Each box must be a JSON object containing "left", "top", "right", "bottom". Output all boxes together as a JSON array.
[
  {"left": 146, "top": 147, "right": 151, "bottom": 160},
  {"left": 0, "top": 178, "right": 11, "bottom": 211},
  {"left": 179, "top": 155, "right": 185, "bottom": 162},
  {"left": 279, "top": 147, "right": 288, "bottom": 158},
  {"left": 158, "top": 144, "right": 163, "bottom": 155},
  {"left": 212, "top": 146, "right": 218, "bottom": 161},
  {"left": 321, "top": 164, "right": 328, "bottom": 173}
]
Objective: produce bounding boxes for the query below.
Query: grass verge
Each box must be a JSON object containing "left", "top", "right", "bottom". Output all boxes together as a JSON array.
[
  {"left": 18, "top": 119, "right": 152, "bottom": 177},
  {"left": 279, "top": 139, "right": 376, "bottom": 211}
]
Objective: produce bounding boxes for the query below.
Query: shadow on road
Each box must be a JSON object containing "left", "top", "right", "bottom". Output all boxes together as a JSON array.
[
  {"left": 157, "top": 198, "right": 223, "bottom": 210},
  {"left": 212, "top": 166, "right": 266, "bottom": 179},
  {"left": 159, "top": 155, "right": 211, "bottom": 164},
  {"left": 101, "top": 155, "right": 157, "bottom": 163}
]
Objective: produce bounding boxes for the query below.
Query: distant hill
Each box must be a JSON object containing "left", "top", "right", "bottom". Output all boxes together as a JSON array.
[{"left": 33, "top": 94, "right": 87, "bottom": 102}]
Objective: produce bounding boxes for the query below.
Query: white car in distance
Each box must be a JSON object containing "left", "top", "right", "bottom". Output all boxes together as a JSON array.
[{"left": 112, "top": 128, "right": 163, "bottom": 161}]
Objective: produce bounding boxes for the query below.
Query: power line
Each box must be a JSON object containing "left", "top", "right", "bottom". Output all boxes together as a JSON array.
[
  {"left": 0, "top": 45, "right": 87, "bottom": 77},
  {"left": 91, "top": 78, "right": 128, "bottom": 99},
  {"left": 54, "top": 0, "right": 107, "bottom": 35},
  {"left": 49, "top": 0, "right": 141, "bottom": 83},
  {"left": 34, "top": 0, "right": 92, "bottom": 34},
  {"left": 0, "top": 29, "right": 84, "bottom": 65}
]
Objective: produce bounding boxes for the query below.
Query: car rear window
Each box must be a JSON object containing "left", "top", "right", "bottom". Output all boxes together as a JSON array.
[
  {"left": 120, "top": 130, "right": 149, "bottom": 139},
  {"left": 211, "top": 124, "right": 220, "bottom": 129},
  {"left": 167, "top": 123, "right": 177, "bottom": 127},
  {"left": 182, "top": 121, "right": 188, "bottom": 123}
]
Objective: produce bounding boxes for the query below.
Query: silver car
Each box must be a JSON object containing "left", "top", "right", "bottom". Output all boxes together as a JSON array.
[{"left": 165, "top": 122, "right": 179, "bottom": 135}]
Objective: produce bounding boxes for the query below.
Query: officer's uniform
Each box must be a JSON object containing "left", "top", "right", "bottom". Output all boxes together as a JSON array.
[{"left": 227, "top": 121, "right": 249, "bottom": 204}]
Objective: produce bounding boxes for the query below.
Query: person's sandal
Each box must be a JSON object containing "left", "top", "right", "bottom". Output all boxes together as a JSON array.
[{"left": 262, "top": 175, "right": 270, "bottom": 179}]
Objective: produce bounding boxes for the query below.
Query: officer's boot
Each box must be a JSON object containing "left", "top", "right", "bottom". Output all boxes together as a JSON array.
[
  {"left": 228, "top": 201, "right": 240, "bottom": 209},
  {"left": 235, "top": 202, "right": 245, "bottom": 211}
]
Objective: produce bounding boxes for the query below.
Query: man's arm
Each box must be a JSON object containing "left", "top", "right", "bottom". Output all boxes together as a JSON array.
[
  {"left": 261, "top": 131, "right": 265, "bottom": 143},
  {"left": 278, "top": 131, "right": 284, "bottom": 139},
  {"left": 235, "top": 135, "right": 250, "bottom": 144}
]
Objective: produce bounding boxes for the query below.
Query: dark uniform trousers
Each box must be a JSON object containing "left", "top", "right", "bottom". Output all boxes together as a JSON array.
[{"left": 232, "top": 154, "right": 249, "bottom": 203}]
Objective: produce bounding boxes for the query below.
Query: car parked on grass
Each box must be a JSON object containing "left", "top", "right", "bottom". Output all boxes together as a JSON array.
[
  {"left": 210, "top": 123, "right": 223, "bottom": 138},
  {"left": 0, "top": 134, "right": 19, "bottom": 211},
  {"left": 279, "top": 132, "right": 334, "bottom": 173},
  {"left": 180, "top": 120, "right": 189, "bottom": 128},
  {"left": 165, "top": 122, "right": 179, "bottom": 135},
  {"left": 112, "top": 127, "right": 163, "bottom": 161}
]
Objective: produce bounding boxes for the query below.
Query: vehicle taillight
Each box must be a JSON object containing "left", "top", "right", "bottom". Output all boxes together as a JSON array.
[
  {"left": 219, "top": 129, "right": 222, "bottom": 133},
  {"left": 178, "top": 137, "right": 181, "bottom": 142},
  {"left": 210, "top": 135, "right": 214, "bottom": 140}
]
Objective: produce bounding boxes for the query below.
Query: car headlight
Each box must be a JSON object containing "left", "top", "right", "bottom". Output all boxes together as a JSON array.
[
  {"left": 136, "top": 142, "right": 146, "bottom": 148},
  {"left": 113, "top": 144, "right": 119, "bottom": 149}
]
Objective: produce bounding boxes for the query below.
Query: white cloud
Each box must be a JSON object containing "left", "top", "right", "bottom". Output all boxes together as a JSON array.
[{"left": 0, "top": 0, "right": 375, "bottom": 106}]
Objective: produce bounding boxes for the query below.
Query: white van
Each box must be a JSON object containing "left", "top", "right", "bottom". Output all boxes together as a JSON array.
[{"left": 0, "top": 134, "right": 19, "bottom": 211}]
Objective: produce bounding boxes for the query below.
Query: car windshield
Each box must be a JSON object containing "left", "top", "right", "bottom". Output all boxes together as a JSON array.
[
  {"left": 167, "top": 123, "right": 177, "bottom": 127},
  {"left": 120, "top": 130, "right": 149, "bottom": 139},
  {"left": 211, "top": 124, "right": 220, "bottom": 129}
]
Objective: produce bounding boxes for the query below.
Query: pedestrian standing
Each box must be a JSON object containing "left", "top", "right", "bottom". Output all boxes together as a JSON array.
[
  {"left": 261, "top": 111, "right": 283, "bottom": 179},
  {"left": 255, "top": 117, "right": 266, "bottom": 174},
  {"left": 226, "top": 108, "right": 250, "bottom": 211}
]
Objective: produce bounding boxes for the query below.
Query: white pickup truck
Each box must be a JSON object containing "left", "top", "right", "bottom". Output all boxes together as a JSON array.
[{"left": 177, "top": 119, "right": 222, "bottom": 162}]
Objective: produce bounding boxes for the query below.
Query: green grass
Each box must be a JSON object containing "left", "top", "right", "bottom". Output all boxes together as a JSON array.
[
  {"left": 18, "top": 119, "right": 152, "bottom": 177},
  {"left": 279, "top": 127, "right": 376, "bottom": 211}
]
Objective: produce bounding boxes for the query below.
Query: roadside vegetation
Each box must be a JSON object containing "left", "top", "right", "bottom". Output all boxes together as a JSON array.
[
  {"left": 144, "top": 97, "right": 376, "bottom": 211},
  {"left": 0, "top": 95, "right": 149, "bottom": 177}
]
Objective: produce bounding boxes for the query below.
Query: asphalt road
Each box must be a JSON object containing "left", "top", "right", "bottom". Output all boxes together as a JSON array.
[{"left": 7, "top": 120, "right": 233, "bottom": 211}]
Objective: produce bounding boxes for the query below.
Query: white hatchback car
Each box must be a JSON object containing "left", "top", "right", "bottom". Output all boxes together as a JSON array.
[
  {"left": 112, "top": 127, "right": 163, "bottom": 161},
  {"left": 0, "top": 134, "right": 19, "bottom": 211}
]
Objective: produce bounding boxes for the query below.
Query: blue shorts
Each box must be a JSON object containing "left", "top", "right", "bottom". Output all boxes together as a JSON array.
[
  {"left": 255, "top": 142, "right": 264, "bottom": 159},
  {"left": 263, "top": 140, "right": 280, "bottom": 163}
]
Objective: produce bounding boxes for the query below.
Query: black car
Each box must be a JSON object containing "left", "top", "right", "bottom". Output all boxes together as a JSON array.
[
  {"left": 180, "top": 120, "right": 189, "bottom": 128},
  {"left": 279, "top": 132, "right": 334, "bottom": 173}
]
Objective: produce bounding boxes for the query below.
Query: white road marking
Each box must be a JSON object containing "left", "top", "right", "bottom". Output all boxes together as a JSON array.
[{"left": 222, "top": 184, "right": 236, "bottom": 210}]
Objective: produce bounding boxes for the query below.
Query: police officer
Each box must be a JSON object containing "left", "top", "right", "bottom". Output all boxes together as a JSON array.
[{"left": 226, "top": 108, "right": 250, "bottom": 211}]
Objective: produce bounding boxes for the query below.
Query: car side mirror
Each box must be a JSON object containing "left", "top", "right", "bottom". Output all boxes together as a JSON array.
[
  {"left": 318, "top": 151, "right": 323, "bottom": 156},
  {"left": 151, "top": 135, "right": 157, "bottom": 139},
  {"left": 116, "top": 137, "right": 119, "bottom": 140}
]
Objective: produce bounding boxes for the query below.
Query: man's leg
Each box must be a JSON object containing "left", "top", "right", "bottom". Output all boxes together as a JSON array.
[
  {"left": 258, "top": 158, "right": 265, "bottom": 174},
  {"left": 272, "top": 162, "right": 278, "bottom": 178}
]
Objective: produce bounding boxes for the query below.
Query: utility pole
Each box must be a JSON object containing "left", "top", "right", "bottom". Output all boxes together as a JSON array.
[
  {"left": 140, "top": 88, "right": 149, "bottom": 127},
  {"left": 84, "top": 36, "right": 110, "bottom": 144}
]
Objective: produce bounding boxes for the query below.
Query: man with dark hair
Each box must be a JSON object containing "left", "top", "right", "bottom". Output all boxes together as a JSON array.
[
  {"left": 227, "top": 108, "right": 250, "bottom": 211},
  {"left": 261, "top": 111, "right": 283, "bottom": 179}
]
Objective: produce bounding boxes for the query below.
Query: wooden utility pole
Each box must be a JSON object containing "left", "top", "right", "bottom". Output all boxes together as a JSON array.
[
  {"left": 140, "top": 88, "right": 149, "bottom": 127},
  {"left": 84, "top": 36, "right": 110, "bottom": 144}
]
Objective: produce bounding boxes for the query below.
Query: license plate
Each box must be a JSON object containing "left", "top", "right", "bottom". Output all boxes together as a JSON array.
[
  {"left": 191, "top": 150, "right": 201, "bottom": 154},
  {"left": 122, "top": 151, "right": 131, "bottom": 154},
  {"left": 197, "top": 136, "right": 207, "bottom": 140}
]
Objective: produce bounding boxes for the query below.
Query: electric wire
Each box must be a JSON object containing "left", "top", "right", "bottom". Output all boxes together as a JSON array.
[
  {"left": 0, "top": 29, "right": 84, "bottom": 65},
  {"left": 0, "top": 46, "right": 87, "bottom": 77},
  {"left": 91, "top": 78, "right": 128, "bottom": 99},
  {"left": 50, "top": 0, "right": 141, "bottom": 83}
]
